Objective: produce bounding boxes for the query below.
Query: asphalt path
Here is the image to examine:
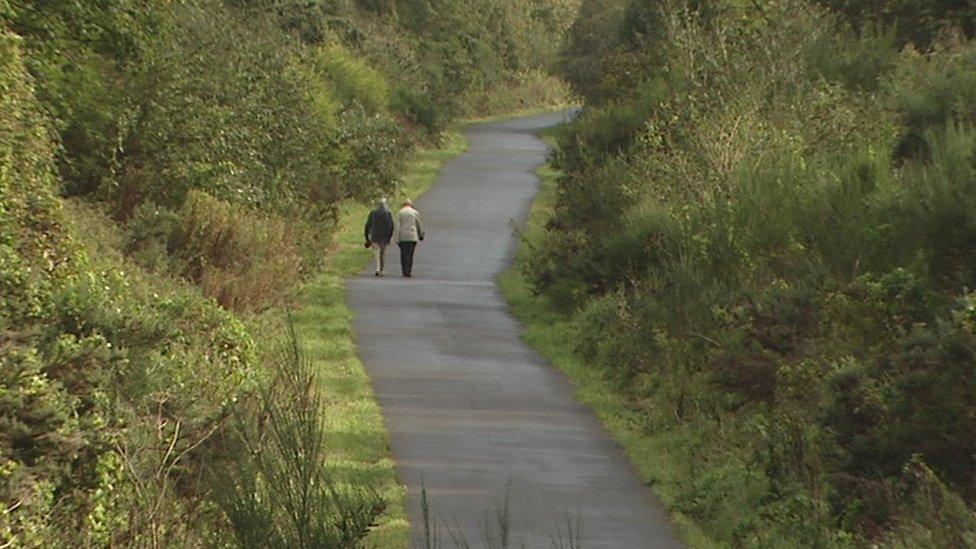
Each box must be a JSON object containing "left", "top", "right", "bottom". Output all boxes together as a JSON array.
[{"left": 348, "top": 112, "right": 681, "bottom": 548}]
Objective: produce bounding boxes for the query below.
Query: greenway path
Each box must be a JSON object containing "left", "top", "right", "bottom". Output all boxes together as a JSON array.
[{"left": 348, "top": 113, "right": 681, "bottom": 548}]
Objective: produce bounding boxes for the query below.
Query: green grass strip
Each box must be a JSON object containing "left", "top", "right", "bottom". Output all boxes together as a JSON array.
[
  {"left": 497, "top": 153, "right": 718, "bottom": 549},
  {"left": 290, "top": 131, "right": 467, "bottom": 549}
]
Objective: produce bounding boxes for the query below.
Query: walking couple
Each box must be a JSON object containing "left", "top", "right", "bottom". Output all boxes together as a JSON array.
[{"left": 364, "top": 198, "right": 425, "bottom": 277}]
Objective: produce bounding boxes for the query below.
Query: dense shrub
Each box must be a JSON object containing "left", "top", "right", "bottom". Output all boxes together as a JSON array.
[
  {"left": 313, "top": 41, "right": 390, "bottom": 112},
  {"left": 559, "top": 0, "right": 630, "bottom": 103},
  {"left": 392, "top": 86, "right": 444, "bottom": 133},
  {"left": 127, "top": 191, "right": 306, "bottom": 313},
  {"left": 1, "top": 34, "right": 256, "bottom": 545},
  {"left": 536, "top": 0, "right": 976, "bottom": 544},
  {"left": 814, "top": 0, "right": 976, "bottom": 47}
]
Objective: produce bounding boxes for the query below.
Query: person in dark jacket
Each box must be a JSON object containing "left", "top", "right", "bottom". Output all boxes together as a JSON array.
[{"left": 365, "top": 198, "right": 395, "bottom": 276}]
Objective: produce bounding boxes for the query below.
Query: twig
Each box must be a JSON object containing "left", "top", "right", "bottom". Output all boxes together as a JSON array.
[
  {"left": 685, "top": 331, "right": 724, "bottom": 349},
  {"left": 156, "top": 420, "right": 182, "bottom": 482}
]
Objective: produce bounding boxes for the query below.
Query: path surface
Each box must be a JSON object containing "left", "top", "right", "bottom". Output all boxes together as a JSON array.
[{"left": 348, "top": 113, "right": 681, "bottom": 548}]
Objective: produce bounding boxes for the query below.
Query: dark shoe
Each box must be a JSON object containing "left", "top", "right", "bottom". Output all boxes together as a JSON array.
[
  {"left": 375, "top": 271, "right": 382, "bottom": 277},
  {"left": 404, "top": 273, "right": 412, "bottom": 277}
]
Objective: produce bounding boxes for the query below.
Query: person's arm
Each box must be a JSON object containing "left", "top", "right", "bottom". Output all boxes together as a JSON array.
[
  {"left": 364, "top": 212, "right": 372, "bottom": 243},
  {"left": 384, "top": 211, "right": 395, "bottom": 241},
  {"left": 416, "top": 212, "right": 425, "bottom": 241}
]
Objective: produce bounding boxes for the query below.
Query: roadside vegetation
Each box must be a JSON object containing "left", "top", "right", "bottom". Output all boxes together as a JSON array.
[
  {"left": 0, "top": 0, "right": 577, "bottom": 545},
  {"left": 512, "top": 0, "right": 976, "bottom": 546},
  {"left": 501, "top": 135, "right": 715, "bottom": 547},
  {"left": 291, "top": 130, "right": 468, "bottom": 548}
]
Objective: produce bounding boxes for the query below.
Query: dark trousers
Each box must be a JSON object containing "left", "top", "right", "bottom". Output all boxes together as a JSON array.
[{"left": 398, "top": 241, "right": 417, "bottom": 276}]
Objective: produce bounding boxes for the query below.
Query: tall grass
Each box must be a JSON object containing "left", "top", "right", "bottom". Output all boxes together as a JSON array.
[
  {"left": 216, "top": 319, "right": 383, "bottom": 548},
  {"left": 416, "top": 483, "right": 585, "bottom": 549}
]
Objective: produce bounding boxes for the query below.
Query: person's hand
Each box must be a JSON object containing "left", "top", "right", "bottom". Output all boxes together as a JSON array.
[{"left": 364, "top": 240, "right": 371, "bottom": 248}]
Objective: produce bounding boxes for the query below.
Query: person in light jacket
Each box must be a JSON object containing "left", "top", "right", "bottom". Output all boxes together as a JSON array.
[
  {"left": 365, "top": 198, "right": 395, "bottom": 276},
  {"left": 396, "top": 199, "right": 424, "bottom": 277}
]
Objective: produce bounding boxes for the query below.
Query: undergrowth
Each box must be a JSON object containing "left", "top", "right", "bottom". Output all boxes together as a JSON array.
[{"left": 511, "top": 1, "right": 976, "bottom": 545}]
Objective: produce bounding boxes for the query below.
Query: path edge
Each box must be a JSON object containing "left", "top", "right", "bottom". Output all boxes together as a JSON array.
[
  {"left": 497, "top": 126, "right": 716, "bottom": 548},
  {"left": 293, "top": 130, "right": 469, "bottom": 549}
]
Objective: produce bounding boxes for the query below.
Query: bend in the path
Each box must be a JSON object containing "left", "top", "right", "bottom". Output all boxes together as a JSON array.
[{"left": 348, "top": 112, "right": 682, "bottom": 548}]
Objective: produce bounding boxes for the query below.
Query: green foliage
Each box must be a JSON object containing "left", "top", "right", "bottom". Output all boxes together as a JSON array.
[
  {"left": 2, "top": 0, "right": 578, "bottom": 543},
  {"left": 128, "top": 191, "right": 307, "bottom": 313},
  {"left": 217, "top": 322, "right": 384, "bottom": 548},
  {"left": 8, "top": 0, "right": 144, "bottom": 197},
  {"left": 559, "top": 0, "right": 630, "bottom": 102},
  {"left": 1, "top": 33, "right": 259, "bottom": 545},
  {"left": 392, "top": 86, "right": 444, "bottom": 133},
  {"left": 886, "top": 457, "right": 976, "bottom": 548},
  {"left": 0, "top": 32, "right": 72, "bottom": 544},
  {"left": 380, "top": 0, "right": 579, "bottom": 118},
  {"left": 310, "top": 41, "right": 390, "bottom": 113},
  {"left": 527, "top": 0, "right": 976, "bottom": 544},
  {"left": 827, "top": 297, "right": 976, "bottom": 496},
  {"left": 804, "top": 24, "right": 897, "bottom": 91},
  {"left": 113, "top": 3, "right": 343, "bottom": 215},
  {"left": 331, "top": 108, "right": 409, "bottom": 202},
  {"left": 892, "top": 43, "right": 976, "bottom": 161},
  {"left": 814, "top": 0, "right": 976, "bottom": 48}
]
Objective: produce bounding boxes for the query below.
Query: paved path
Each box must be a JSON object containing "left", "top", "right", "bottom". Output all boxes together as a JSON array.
[{"left": 348, "top": 113, "right": 681, "bottom": 548}]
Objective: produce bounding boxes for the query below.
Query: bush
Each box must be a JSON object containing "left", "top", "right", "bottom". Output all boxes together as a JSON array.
[
  {"left": 804, "top": 24, "right": 897, "bottom": 92},
  {"left": 309, "top": 41, "right": 391, "bottom": 114},
  {"left": 535, "top": 0, "right": 976, "bottom": 544},
  {"left": 826, "top": 297, "right": 976, "bottom": 498},
  {"left": 129, "top": 191, "right": 306, "bottom": 313},
  {"left": 814, "top": 0, "right": 976, "bottom": 48},
  {"left": 886, "top": 457, "right": 976, "bottom": 547},
  {"left": 330, "top": 108, "right": 409, "bottom": 202},
  {"left": 392, "top": 86, "right": 446, "bottom": 134},
  {"left": 1, "top": 33, "right": 257, "bottom": 544},
  {"left": 892, "top": 43, "right": 976, "bottom": 161}
]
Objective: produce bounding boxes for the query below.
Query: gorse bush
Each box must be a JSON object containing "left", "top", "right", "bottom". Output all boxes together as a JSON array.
[
  {"left": 0, "top": 32, "right": 73, "bottom": 545},
  {"left": 533, "top": 0, "right": 976, "bottom": 544},
  {"left": 814, "top": 0, "right": 976, "bottom": 48},
  {"left": 111, "top": 3, "right": 342, "bottom": 216}
]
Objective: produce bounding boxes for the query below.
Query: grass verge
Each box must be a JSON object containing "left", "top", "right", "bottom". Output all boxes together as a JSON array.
[
  {"left": 496, "top": 143, "right": 716, "bottom": 549},
  {"left": 290, "top": 130, "right": 468, "bottom": 548}
]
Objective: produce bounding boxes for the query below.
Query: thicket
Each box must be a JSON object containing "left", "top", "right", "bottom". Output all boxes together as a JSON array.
[
  {"left": 2, "top": 32, "right": 256, "bottom": 545},
  {"left": 1, "top": 0, "right": 578, "bottom": 545},
  {"left": 532, "top": 0, "right": 976, "bottom": 545}
]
